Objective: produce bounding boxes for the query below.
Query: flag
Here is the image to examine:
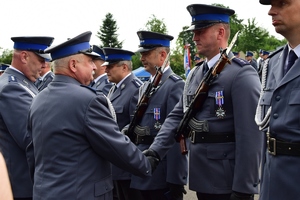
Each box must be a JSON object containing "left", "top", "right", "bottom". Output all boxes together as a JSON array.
[{"left": 184, "top": 43, "right": 191, "bottom": 78}]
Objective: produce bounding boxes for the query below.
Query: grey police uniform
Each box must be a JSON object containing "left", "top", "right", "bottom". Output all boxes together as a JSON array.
[
  {"left": 130, "top": 67, "right": 188, "bottom": 190},
  {"left": 150, "top": 55, "right": 263, "bottom": 195},
  {"left": 36, "top": 71, "right": 54, "bottom": 91},
  {"left": 107, "top": 73, "right": 143, "bottom": 180},
  {"left": 92, "top": 74, "right": 113, "bottom": 96},
  {"left": 0, "top": 67, "right": 37, "bottom": 198},
  {"left": 27, "top": 74, "right": 151, "bottom": 199},
  {"left": 257, "top": 45, "right": 300, "bottom": 200}
]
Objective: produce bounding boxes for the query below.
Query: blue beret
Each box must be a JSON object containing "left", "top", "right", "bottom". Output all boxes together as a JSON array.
[
  {"left": 0, "top": 63, "right": 9, "bottom": 72},
  {"left": 246, "top": 51, "right": 254, "bottom": 57},
  {"left": 186, "top": 4, "right": 235, "bottom": 31},
  {"left": 92, "top": 45, "right": 105, "bottom": 60},
  {"left": 136, "top": 31, "right": 174, "bottom": 53},
  {"left": 102, "top": 47, "right": 135, "bottom": 66},
  {"left": 45, "top": 31, "right": 98, "bottom": 61},
  {"left": 260, "top": 0, "right": 271, "bottom": 5},
  {"left": 233, "top": 52, "right": 239, "bottom": 56},
  {"left": 11, "top": 36, "right": 54, "bottom": 61}
]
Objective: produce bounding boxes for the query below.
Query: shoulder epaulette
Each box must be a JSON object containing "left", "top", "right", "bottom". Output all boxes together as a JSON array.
[
  {"left": 169, "top": 73, "right": 182, "bottom": 82},
  {"left": 80, "top": 84, "right": 97, "bottom": 94},
  {"left": 268, "top": 46, "right": 284, "bottom": 59},
  {"left": 8, "top": 75, "right": 18, "bottom": 82},
  {"left": 232, "top": 57, "right": 249, "bottom": 67},
  {"left": 132, "top": 78, "right": 142, "bottom": 88}
]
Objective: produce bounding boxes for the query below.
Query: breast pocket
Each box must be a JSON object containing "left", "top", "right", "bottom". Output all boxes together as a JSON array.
[
  {"left": 285, "top": 89, "right": 300, "bottom": 128},
  {"left": 114, "top": 106, "right": 123, "bottom": 114},
  {"left": 207, "top": 87, "right": 225, "bottom": 115},
  {"left": 144, "top": 104, "right": 162, "bottom": 133}
]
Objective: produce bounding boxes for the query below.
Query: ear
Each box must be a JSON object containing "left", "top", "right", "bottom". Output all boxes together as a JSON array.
[
  {"left": 20, "top": 51, "right": 28, "bottom": 63},
  {"left": 217, "top": 27, "right": 225, "bottom": 40},
  {"left": 69, "top": 59, "right": 77, "bottom": 73},
  {"left": 160, "top": 50, "right": 167, "bottom": 62}
]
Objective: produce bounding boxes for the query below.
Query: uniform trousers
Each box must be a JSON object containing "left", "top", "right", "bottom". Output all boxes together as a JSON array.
[
  {"left": 196, "top": 192, "right": 231, "bottom": 200},
  {"left": 113, "top": 180, "right": 142, "bottom": 200},
  {"left": 136, "top": 188, "right": 173, "bottom": 200}
]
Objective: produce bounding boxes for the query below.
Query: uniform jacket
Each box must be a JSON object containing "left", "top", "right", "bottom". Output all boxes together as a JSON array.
[
  {"left": 26, "top": 75, "right": 151, "bottom": 200},
  {"left": 92, "top": 74, "right": 113, "bottom": 96},
  {"left": 37, "top": 71, "right": 54, "bottom": 91},
  {"left": 107, "top": 73, "right": 142, "bottom": 180},
  {"left": 130, "top": 67, "right": 188, "bottom": 190},
  {"left": 0, "top": 67, "right": 36, "bottom": 198},
  {"left": 150, "top": 54, "right": 263, "bottom": 194},
  {"left": 258, "top": 45, "right": 300, "bottom": 200}
]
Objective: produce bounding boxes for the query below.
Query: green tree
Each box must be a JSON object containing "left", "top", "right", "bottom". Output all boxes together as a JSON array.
[
  {"left": 97, "top": 13, "right": 123, "bottom": 48},
  {"left": 237, "top": 18, "right": 269, "bottom": 55},
  {"left": 144, "top": 14, "right": 167, "bottom": 34},
  {"left": 0, "top": 49, "right": 13, "bottom": 64}
]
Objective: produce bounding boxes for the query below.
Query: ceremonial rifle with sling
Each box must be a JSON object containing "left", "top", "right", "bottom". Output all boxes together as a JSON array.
[
  {"left": 126, "top": 52, "right": 171, "bottom": 142},
  {"left": 175, "top": 31, "right": 240, "bottom": 155}
]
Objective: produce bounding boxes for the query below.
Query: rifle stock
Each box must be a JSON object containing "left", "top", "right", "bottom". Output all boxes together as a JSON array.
[
  {"left": 126, "top": 52, "right": 170, "bottom": 142},
  {"left": 175, "top": 52, "right": 231, "bottom": 155}
]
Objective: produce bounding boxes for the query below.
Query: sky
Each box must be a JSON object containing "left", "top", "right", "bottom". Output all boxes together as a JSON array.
[{"left": 0, "top": 0, "right": 283, "bottom": 54}]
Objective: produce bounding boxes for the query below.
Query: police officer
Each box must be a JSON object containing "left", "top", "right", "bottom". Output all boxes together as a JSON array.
[
  {"left": 90, "top": 45, "right": 112, "bottom": 95},
  {"left": 245, "top": 51, "right": 258, "bottom": 71},
  {"left": 0, "top": 35, "right": 54, "bottom": 200},
  {"left": 102, "top": 47, "right": 143, "bottom": 200},
  {"left": 144, "top": 4, "right": 263, "bottom": 200},
  {"left": 26, "top": 31, "right": 155, "bottom": 199},
  {"left": 35, "top": 61, "right": 54, "bottom": 91},
  {"left": 256, "top": 0, "right": 300, "bottom": 199},
  {"left": 129, "top": 31, "right": 188, "bottom": 200}
]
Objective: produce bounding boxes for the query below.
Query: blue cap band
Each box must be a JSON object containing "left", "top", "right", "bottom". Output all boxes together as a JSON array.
[
  {"left": 193, "top": 13, "right": 230, "bottom": 23},
  {"left": 105, "top": 54, "right": 132, "bottom": 61},
  {"left": 13, "top": 42, "right": 48, "bottom": 50},
  {"left": 51, "top": 42, "right": 90, "bottom": 60},
  {"left": 140, "top": 39, "right": 170, "bottom": 47}
]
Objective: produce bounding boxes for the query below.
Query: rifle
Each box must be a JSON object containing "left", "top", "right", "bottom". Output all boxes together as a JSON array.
[
  {"left": 126, "top": 52, "right": 171, "bottom": 142},
  {"left": 175, "top": 31, "right": 240, "bottom": 155}
]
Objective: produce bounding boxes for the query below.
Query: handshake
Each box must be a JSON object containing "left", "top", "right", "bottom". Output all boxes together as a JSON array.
[{"left": 142, "top": 148, "right": 160, "bottom": 173}]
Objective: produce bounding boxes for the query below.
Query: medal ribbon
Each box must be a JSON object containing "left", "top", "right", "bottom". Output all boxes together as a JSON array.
[
  {"left": 215, "top": 91, "right": 224, "bottom": 106},
  {"left": 154, "top": 108, "right": 160, "bottom": 120}
]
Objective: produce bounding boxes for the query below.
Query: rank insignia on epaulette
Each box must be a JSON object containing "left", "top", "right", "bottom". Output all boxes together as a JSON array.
[
  {"left": 121, "top": 84, "right": 125, "bottom": 90},
  {"left": 8, "top": 75, "right": 17, "bottom": 82}
]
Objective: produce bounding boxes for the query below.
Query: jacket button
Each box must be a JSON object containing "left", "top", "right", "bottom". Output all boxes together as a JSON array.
[
  {"left": 273, "top": 113, "right": 278, "bottom": 119},
  {"left": 275, "top": 96, "right": 281, "bottom": 101}
]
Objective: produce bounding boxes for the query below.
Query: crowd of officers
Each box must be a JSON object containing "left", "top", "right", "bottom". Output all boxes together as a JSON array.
[{"left": 1, "top": 1, "right": 300, "bottom": 200}]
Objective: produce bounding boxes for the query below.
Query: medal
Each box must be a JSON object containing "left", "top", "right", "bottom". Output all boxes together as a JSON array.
[
  {"left": 215, "top": 91, "right": 226, "bottom": 118},
  {"left": 153, "top": 108, "right": 161, "bottom": 130}
]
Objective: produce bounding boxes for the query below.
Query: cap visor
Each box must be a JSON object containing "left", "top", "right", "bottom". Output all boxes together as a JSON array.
[
  {"left": 259, "top": 0, "right": 271, "bottom": 5},
  {"left": 35, "top": 52, "right": 52, "bottom": 62},
  {"left": 101, "top": 61, "right": 109, "bottom": 66},
  {"left": 136, "top": 47, "right": 155, "bottom": 53}
]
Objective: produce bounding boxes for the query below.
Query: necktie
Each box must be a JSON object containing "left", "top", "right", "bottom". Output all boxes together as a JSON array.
[
  {"left": 284, "top": 50, "right": 298, "bottom": 75},
  {"left": 203, "top": 62, "right": 209, "bottom": 75}
]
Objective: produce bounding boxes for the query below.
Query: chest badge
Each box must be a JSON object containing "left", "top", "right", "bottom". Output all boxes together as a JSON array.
[
  {"left": 153, "top": 108, "right": 162, "bottom": 130},
  {"left": 215, "top": 91, "right": 226, "bottom": 119}
]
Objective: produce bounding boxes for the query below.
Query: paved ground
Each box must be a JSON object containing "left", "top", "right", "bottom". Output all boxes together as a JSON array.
[{"left": 184, "top": 188, "right": 259, "bottom": 200}]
